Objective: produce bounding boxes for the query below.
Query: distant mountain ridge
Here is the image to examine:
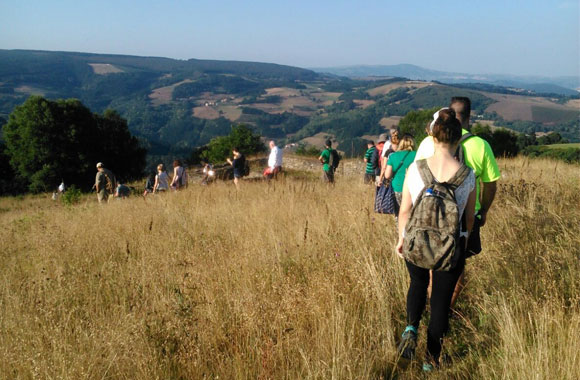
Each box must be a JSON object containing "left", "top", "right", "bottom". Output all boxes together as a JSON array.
[{"left": 311, "top": 64, "right": 580, "bottom": 95}]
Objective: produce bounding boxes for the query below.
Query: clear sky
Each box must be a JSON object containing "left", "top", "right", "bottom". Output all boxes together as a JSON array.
[{"left": 1, "top": 0, "right": 578, "bottom": 77}]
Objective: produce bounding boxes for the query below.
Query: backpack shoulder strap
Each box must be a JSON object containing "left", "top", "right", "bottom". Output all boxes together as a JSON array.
[
  {"left": 415, "top": 159, "right": 434, "bottom": 187},
  {"left": 446, "top": 164, "right": 471, "bottom": 188},
  {"left": 455, "top": 132, "right": 475, "bottom": 163}
]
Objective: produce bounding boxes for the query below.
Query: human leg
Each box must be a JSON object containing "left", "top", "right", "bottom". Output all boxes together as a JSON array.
[
  {"left": 426, "top": 259, "right": 465, "bottom": 364},
  {"left": 398, "top": 261, "right": 430, "bottom": 359}
]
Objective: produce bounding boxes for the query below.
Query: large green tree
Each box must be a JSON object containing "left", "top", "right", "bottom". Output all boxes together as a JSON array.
[
  {"left": 200, "top": 124, "right": 265, "bottom": 163},
  {"left": 3, "top": 96, "right": 146, "bottom": 192}
]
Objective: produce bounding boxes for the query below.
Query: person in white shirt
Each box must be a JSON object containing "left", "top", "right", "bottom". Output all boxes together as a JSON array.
[{"left": 264, "top": 140, "right": 283, "bottom": 179}]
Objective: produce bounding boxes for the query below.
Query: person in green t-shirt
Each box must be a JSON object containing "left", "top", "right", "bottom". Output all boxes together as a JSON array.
[
  {"left": 318, "top": 139, "right": 334, "bottom": 183},
  {"left": 385, "top": 135, "right": 416, "bottom": 212},
  {"left": 363, "top": 141, "right": 376, "bottom": 184}
]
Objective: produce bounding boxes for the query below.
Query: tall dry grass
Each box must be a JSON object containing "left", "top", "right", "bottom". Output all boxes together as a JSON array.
[{"left": 0, "top": 156, "right": 578, "bottom": 379}]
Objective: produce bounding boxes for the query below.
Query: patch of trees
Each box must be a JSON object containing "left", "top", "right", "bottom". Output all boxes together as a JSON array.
[
  {"left": 173, "top": 75, "right": 263, "bottom": 99},
  {"left": 189, "top": 125, "right": 266, "bottom": 164},
  {"left": 521, "top": 146, "right": 580, "bottom": 163},
  {"left": 2, "top": 96, "right": 146, "bottom": 194},
  {"left": 480, "top": 112, "right": 579, "bottom": 142}
]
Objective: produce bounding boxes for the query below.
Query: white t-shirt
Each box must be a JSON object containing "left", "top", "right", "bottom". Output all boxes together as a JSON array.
[
  {"left": 405, "top": 162, "right": 475, "bottom": 221},
  {"left": 268, "top": 146, "right": 283, "bottom": 168},
  {"left": 380, "top": 140, "right": 392, "bottom": 158},
  {"left": 156, "top": 171, "right": 169, "bottom": 190}
]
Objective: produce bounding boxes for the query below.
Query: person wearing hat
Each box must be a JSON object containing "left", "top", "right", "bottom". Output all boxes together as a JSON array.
[
  {"left": 371, "top": 133, "right": 388, "bottom": 185},
  {"left": 94, "top": 162, "right": 116, "bottom": 203}
]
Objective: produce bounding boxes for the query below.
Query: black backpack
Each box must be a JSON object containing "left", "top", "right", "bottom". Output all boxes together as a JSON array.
[{"left": 329, "top": 149, "right": 341, "bottom": 169}]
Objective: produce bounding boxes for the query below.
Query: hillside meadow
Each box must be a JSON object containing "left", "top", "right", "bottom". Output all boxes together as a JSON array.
[{"left": 0, "top": 157, "right": 579, "bottom": 379}]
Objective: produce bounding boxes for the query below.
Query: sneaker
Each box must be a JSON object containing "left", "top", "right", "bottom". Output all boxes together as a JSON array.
[
  {"left": 422, "top": 362, "right": 434, "bottom": 372},
  {"left": 397, "top": 326, "right": 417, "bottom": 359}
]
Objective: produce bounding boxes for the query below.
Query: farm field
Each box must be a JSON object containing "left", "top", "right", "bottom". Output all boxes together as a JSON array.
[
  {"left": 1, "top": 156, "right": 578, "bottom": 379},
  {"left": 483, "top": 92, "right": 579, "bottom": 122},
  {"left": 367, "top": 81, "right": 433, "bottom": 97}
]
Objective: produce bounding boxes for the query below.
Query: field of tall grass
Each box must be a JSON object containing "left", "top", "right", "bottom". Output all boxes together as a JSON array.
[{"left": 1, "top": 156, "right": 578, "bottom": 379}]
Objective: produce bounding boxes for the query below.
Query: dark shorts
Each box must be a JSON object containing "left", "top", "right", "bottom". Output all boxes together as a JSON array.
[
  {"left": 364, "top": 173, "right": 374, "bottom": 184},
  {"left": 233, "top": 169, "right": 242, "bottom": 178},
  {"left": 324, "top": 168, "right": 334, "bottom": 183}
]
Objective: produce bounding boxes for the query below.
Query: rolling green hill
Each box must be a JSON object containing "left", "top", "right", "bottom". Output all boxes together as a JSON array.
[{"left": 1, "top": 49, "right": 578, "bottom": 162}]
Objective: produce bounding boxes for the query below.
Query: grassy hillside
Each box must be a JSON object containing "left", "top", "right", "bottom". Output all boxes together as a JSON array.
[{"left": 1, "top": 156, "right": 578, "bottom": 379}]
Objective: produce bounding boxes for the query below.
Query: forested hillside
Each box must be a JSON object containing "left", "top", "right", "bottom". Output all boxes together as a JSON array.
[{"left": 0, "top": 49, "right": 578, "bottom": 163}]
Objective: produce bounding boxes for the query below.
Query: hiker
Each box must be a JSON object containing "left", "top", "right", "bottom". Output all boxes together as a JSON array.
[
  {"left": 415, "top": 97, "right": 500, "bottom": 305},
  {"left": 95, "top": 162, "right": 116, "bottom": 203},
  {"left": 115, "top": 183, "right": 131, "bottom": 198},
  {"left": 382, "top": 134, "right": 416, "bottom": 214},
  {"left": 201, "top": 162, "right": 215, "bottom": 185},
  {"left": 395, "top": 108, "right": 476, "bottom": 371},
  {"left": 378, "top": 127, "right": 400, "bottom": 185},
  {"left": 153, "top": 164, "right": 169, "bottom": 193},
  {"left": 318, "top": 139, "right": 340, "bottom": 183},
  {"left": 143, "top": 172, "right": 156, "bottom": 197},
  {"left": 371, "top": 133, "right": 388, "bottom": 184},
  {"left": 264, "top": 140, "right": 283, "bottom": 179},
  {"left": 363, "top": 141, "right": 376, "bottom": 184},
  {"left": 170, "top": 160, "right": 188, "bottom": 190},
  {"left": 226, "top": 147, "right": 245, "bottom": 187}
]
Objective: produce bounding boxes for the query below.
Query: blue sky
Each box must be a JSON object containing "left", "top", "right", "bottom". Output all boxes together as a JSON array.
[{"left": 1, "top": 0, "right": 578, "bottom": 76}]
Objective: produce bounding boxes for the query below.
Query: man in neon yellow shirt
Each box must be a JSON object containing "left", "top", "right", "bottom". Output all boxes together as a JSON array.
[{"left": 415, "top": 97, "right": 500, "bottom": 304}]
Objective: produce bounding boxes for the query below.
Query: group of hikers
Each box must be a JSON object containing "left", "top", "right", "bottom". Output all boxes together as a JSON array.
[
  {"left": 89, "top": 96, "right": 498, "bottom": 372},
  {"left": 362, "top": 96, "right": 500, "bottom": 372},
  {"left": 93, "top": 159, "right": 189, "bottom": 203}
]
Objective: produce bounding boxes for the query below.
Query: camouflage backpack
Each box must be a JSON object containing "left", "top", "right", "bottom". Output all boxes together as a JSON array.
[
  {"left": 403, "top": 159, "right": 471, "bottom": 271},
  {"left": 103, "top": 170, "right": 115, "bottom": 194}
]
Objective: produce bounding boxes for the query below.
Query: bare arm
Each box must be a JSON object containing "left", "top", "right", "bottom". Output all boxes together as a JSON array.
[
  {"left": 479, "top": 181, "right": 497, "bottom": 226},
  {"left": 318, "top": 155, "right": 324, "bottom": 164},
  {"left": 153, "top": 175, "right": 159, "bottom": 193},
  {"left": 377, "top": 156, "right": 388, "bottom": 184},
  {"left": 170, "top": 167, "right": 178, "bottom": 186},
  {"left": 465, "top": 186, "right": 477, "bottom": 238},
  {"left": 395, "top": 177, "right": 413, "bottom": 258}
]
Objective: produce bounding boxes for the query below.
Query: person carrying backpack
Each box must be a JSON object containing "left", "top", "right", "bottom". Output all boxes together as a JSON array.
[
  {"left": 415, "top": 97, "right": 500, "bottom": 306},
  {"left": 171, "top": 160, "right": 187, "bottom": 190},
  {"left": 395, "top": 108, "right": 476, "bottom": 371},
  {"left": 318, "top": 139, "right": 340, "bottom": 183},
  {"left": 95, "top": 162, "right": 117, "bottom": 204}
]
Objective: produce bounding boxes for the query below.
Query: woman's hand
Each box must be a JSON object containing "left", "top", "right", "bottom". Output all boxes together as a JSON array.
[{"left": 395, "top": 237, "right": 404, "bottom": 259}]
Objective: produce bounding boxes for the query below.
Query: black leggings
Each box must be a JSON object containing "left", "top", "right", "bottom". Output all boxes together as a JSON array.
[{"left": 405, "top": 258, "right": 465, "bottom": 362}]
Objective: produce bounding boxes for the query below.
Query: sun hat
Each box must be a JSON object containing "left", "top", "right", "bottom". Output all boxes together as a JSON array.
[{"left": 377, "top": 133, "right": 388, "bottom": 143}]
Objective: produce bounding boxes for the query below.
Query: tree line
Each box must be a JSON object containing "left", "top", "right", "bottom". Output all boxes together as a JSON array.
[{"left": 0, "top": 96, "right": 146, "bottom": 194}]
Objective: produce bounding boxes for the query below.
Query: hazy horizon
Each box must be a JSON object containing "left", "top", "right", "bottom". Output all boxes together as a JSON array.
[{"left": 1, "top": 0, "right": 578, "bottom": 77}]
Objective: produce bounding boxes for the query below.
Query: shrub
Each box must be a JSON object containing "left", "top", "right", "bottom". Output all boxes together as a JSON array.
[{"left": 61, "top": 185, "right": 82, "bottom": 206}]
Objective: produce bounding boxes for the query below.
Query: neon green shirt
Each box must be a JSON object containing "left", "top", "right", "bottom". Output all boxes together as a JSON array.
[
  {"left": 415, "top": 129, "right": 501, "bottom": 212},
  {"left": 320, "top": 148, "right": 331, "bottom": 172}
]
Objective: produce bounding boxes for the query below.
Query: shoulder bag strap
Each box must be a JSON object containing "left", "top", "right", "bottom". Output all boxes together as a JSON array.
[
  {"left": 392, "top": 151, "right": 411, "bottom": 175},
  {"left": 415, "top": 159, "right": 434, "bottom": 187}
]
